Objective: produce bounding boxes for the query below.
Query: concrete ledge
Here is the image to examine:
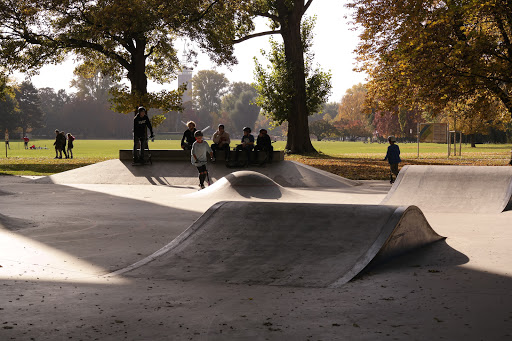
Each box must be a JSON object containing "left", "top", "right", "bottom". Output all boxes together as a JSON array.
[{"left": 119, "top": 149, "right": 284, "bottom": 162}]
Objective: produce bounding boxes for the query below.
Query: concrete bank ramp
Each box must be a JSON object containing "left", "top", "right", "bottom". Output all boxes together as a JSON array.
[
  {"left": 36, "top": 159, "right": 359, "bottom": 188},
  {"left": 119, "top": 201, "right": 444, "bottom": 287},
  {"left": 381, "top": 165, "right": 512, "bottom": 214},
  {"left": 185, "top": 171, "right": 296, "bottom": 200}
]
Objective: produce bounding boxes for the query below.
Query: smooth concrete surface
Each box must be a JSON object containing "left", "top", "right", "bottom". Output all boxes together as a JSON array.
[
  {"left": 116, "top": 201, "right": 443, "bottom": 287},
  {"left": 1, "top": 163, "right": 511, "bottom": 340},
  {"left": 381, "top": 165, "right": 512, "bottom": 213},
  {"left": 35, "top": 159, "right": 361, "bottom": 188}
]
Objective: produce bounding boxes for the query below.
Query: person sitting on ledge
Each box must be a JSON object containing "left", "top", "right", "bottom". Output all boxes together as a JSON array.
[
  {"left": 211, "top": 124, "right": 231, "bottom": 162},
  {"left": 255, "top": 128, "right": 273, "bottom": 164},
  {"left": 234, "top": 127, "right": 254, "bottom": 166},
  {"left": 181, "top": 121, "right": 197, "bottom": 150}
]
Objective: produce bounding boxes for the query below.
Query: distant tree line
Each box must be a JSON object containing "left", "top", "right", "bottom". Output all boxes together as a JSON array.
[{"left": 307, "top": 84, "right": 512, "bottom": 145}]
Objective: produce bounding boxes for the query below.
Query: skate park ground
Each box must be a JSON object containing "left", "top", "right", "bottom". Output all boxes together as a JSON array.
[{"left": 1, "top": 160, "right": 511, "bottom": 340}]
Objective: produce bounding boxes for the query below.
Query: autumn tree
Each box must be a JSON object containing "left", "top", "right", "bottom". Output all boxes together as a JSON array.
[
  {"left": 438, "top": 91, "right": 510, "bottom": 147},
  {"left": 348, "top": 0, "right": 512, "bottom": 123},
  {"left": 334, "top": 83, "right": 373, "bottom": 138},
  {"left": 309, "top": 119, "right": 339, "bottom": 141},
  {"left": 254, "top": 16, "right": 331, "bottom": 152}
]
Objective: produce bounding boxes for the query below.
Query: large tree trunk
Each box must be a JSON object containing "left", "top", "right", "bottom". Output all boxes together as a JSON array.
[
  {"left": 277, "top": 0, "right": 316, "bottom": 154},
  {"left": 127, "top": 38, "right": 149, "bottom": 105}
]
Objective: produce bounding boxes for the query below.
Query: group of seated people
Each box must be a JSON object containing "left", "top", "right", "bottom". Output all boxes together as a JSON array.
[{"left": 181, "top": 121, "right": 273, "bottom": 165}]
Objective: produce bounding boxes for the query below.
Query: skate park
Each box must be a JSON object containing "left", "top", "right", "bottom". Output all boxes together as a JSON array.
[{"left": 1, "top": 158, "right": 512, "bottom": 340}]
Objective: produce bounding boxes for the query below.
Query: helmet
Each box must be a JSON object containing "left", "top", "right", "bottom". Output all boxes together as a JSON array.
[
  {"left": 243, "top": 127, "right": 251, "bottom": 133},
  {"left": 137, "top": 106, "right": 146, "bottom": 113},
  {"left": 194, "top": 130, "right": 203, "bottom": 137},
  {"left": 388, "top": 136, "right": 396, "bottom": 142}
]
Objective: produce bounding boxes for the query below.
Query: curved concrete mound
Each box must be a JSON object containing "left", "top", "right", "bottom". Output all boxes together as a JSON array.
[
  {"left": 381, "top": 165, "right": 512, "bottom": 213},
  {"left": 120, "top": 201, "right": 444, "bottom": 288},
  {"left": 36, "top": 159, "right": 360, "bottom": 188},
  {"left": 186, "top": 171, "right": 295, "bottom": 200}
]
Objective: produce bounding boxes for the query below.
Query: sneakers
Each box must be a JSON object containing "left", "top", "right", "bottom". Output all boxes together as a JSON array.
[{"left": 199, "top": 184, "right": 205, "bottom": 190}]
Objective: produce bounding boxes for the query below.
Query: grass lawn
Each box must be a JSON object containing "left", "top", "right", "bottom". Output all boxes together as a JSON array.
[{"left": 1, "top": 139, "right": 511, "bottom": 179}]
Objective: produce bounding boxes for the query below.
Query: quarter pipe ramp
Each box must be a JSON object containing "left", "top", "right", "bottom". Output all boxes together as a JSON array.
[{"left": 381, "top": 165, "right": 512, "bottom": 213}]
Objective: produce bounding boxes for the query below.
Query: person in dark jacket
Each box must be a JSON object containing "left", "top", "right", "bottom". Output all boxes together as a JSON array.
[
  {"left": 53, "top": 129, "right": 68, "bottom": 159},
  {"left": 383, "top": 135, "right": 401, "bottom": 183},
  {"left": 67, "top": 133, "right": 75, "bottom": 159},
  {"left": 181, "top": 121, "right": 197, "bottom": 150},
  {"left": 234, "top": 127, "right": 254, "bottom": 166},
  {"left": 254, "top": 129, "right": 273, "bottom": 164},
  {"left": 133, "top": 106, "right": 154, "bottom": 164}
]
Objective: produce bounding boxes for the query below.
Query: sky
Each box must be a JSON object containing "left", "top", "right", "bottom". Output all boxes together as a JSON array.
[{"left": 16, "top": 0, "right": 367, "bottom": 103}]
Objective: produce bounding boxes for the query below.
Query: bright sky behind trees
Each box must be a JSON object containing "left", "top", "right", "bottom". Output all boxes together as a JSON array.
[{"left": 14, "top": 0, "right": 365, "bottom": 103}]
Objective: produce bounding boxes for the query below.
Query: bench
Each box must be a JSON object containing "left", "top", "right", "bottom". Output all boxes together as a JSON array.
[{"left": 119, "top": 149, "right": 284, "bottom": 162}]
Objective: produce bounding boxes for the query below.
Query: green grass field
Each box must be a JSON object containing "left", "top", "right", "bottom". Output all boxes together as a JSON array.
[{"left": 1, "top": 139, "right": 511, "bottom": 178}]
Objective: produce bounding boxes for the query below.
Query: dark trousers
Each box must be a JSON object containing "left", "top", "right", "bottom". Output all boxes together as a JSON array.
[
  {"left": 389, "top": 163, "right": 399, "bottom": 182},
  {"left": 133, "top": 136, "right": 147, "bottom": 161},
  {"left": 254, "top": 145, "right": 273, "bottom": 162},
  {"left": 211, "top": 143, "right": 230, "bottom": 160},
  {"left": 196, "top": 165, "right": 207, "bottom": 185},
  {"left": 235, "top": 145, "right": 253, "bottom": 164}
]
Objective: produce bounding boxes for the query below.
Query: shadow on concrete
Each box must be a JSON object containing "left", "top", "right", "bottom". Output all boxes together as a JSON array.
[
  {"left": 0, "top": 180, "right": 199, "bottom": 277},
  {"left": 359, "top": 239, "right": 470, "bottom": 280}
]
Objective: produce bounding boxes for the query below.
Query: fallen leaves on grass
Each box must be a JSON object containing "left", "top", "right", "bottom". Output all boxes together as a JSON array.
[{"left": 289, "top": 156, "right": 510, "bottom": 180}]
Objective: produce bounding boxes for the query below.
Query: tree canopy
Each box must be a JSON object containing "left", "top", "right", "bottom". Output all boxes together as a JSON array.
[
  {"left": 0, "top": 0, "right": 246, "bottom": 114},
  {"left": 348, "top": 0, "right": 512, "bottom": 121},
  {"left": 191, "top": 70, "right": 229, "bottom": 128}
]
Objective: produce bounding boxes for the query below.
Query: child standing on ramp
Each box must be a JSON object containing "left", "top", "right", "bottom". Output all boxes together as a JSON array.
[
  {"left": 191, "top": 130, "right": 214, "bottom": 190},
  {"left": 383, "top": 135, "right": 401, "bottom": 184}
]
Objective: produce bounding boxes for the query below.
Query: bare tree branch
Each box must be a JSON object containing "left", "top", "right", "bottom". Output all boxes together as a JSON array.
[
  {"left": 233, "top": 30, "right": 281, "bottom": 44},
  {"left": 304, "top": 0, "right": 314, "bottom": 14}
]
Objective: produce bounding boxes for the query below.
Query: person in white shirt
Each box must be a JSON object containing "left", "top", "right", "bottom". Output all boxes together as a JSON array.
[
  {"left": 191, "top": 130, "right": 214, "bottom": 190},
  {"left": 211, "top": 124, "right": 231, "bottom": 162}
]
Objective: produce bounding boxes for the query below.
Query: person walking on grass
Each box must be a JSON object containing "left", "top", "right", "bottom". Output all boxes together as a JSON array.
[
  {"left": 383, "top": 135, "right": 401, "bottom": 184},
  {"left": 4, "top": 129, "right": 9, "bottom": 150},
  {"left": 191, "top": 130, "right": 214, "bottom": 190},
  {"left": 53, "top": 129, "right": 67, "bottom": 159},
  {"left": 67, "top": 133, "right": 75, "bottom": 159}
]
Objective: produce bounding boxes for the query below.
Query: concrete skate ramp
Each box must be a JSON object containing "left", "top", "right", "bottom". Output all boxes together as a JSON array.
[
  {"left": 36, "top": 159, "right": 359, "bottom": 188},
  {"left": 186, "top": 171, "right": 295, "bottom": 200},
  {"left": 381, "top": 165, "right": 512, "bottom": 214},
  {"left": 121, "top": 201, "right": 444, "bottom": 287}
]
